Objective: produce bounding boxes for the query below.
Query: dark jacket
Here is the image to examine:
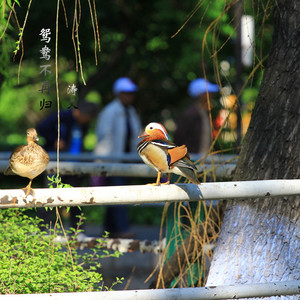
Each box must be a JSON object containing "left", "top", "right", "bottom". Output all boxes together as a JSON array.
[
  {"left": 174, "top": 102, "right": 211, "bottom": 154},
  {"left": 37, "top": 110, "right": 87, "bottom": 152}
]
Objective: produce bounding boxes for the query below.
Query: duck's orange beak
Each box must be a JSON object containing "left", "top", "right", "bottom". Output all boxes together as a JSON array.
[{"left": 138, "top": 131, "right": 149, "bottom": 138}]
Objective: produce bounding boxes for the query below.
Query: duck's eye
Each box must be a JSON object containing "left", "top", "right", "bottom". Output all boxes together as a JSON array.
[{"left": 149, "top": 127, "right": 153, "bottom": 130}]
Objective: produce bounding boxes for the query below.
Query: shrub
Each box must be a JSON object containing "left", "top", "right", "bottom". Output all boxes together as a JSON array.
[{"left": 0, "top": 209, "right": 123, "bottom": 294}]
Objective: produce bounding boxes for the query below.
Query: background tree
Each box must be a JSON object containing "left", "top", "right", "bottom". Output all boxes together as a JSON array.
[
  {"left": 0, "top": 0, "right": 271, "bottom": 150},
  {"left": 206, "top": 0, "right": 300, "bottom": 290}
]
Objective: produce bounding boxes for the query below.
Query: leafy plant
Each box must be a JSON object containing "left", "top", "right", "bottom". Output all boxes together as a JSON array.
[
  {"left": 0, "top": 209, "right": 123, "bottom": 294},
  {"left": 47, "top": 175, "right": 73, "bottom": 189},
  {"left": 45, "top": 175, "right": 74, "bottom": 215}
]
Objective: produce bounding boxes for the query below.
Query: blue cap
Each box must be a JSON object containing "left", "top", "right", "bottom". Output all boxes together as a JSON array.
[
  {"left": 113, "top": 77, "right": 138, "bottom": 94},
  {"left": 188, "top": 78, "right": 219, "bottom": 98}
]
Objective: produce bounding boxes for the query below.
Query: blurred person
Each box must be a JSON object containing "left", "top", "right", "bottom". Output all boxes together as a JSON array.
[
  {"left": 174, "top": 78, "right": 219, "bottom": 154},
  {"left": 37, "top": 101, "right": 98, "bottom": 153},
  {"left": 92, "top": 77, "right": 142, "bottom": 238},
  {"left": 37, "top": 101, "right": 99, "bottom": 228}
]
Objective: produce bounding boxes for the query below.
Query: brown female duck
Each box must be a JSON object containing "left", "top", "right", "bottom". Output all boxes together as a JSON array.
[{"left": 4, "top": 128, "right": 50, "bottom": 196}]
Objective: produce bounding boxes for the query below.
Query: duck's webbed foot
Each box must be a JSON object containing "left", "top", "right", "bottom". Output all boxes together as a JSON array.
[{"left": 22, "top": 180, "right": 34, "bottom": 196}]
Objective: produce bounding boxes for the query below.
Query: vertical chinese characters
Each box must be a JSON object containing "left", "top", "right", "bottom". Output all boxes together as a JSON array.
[
  {"left": 67, "top": 83, "right": 78, "bottom": 109},
  {"left": 39, "top": 28, "right": 52, "bottom": 110}
]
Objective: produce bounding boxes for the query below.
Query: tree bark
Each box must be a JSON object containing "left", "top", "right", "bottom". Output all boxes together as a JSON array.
[{"left": 206, "top": 0, "right": 300, "bottom": 297}]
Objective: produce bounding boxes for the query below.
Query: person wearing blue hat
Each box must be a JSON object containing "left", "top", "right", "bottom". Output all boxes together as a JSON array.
[
  {"left": 92, "top": 77, "right": 142, "bottom": 238},
  {"left": 95, "top": 77, "right": 141, "bottom": 156},
  {"left": 174, "top": 78, "right": 220, "bottom": 154},
  {"left": 187, "top": 78, "right": 219, "bottom": 99}
]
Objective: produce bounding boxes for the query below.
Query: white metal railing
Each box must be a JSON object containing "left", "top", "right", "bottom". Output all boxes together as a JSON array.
[
  {"left": 54, "top": 235, "right": 167, "bottom": 253},
  {"left": 0, "top": 161, "right": 236, "bottom": 178},
  {"left": 0, "top": 179, "right": 299, "bottom": 209},
  {"left": 0, "top": 280, "right": 299, "bottom": 299},
  {"left": 0, "top": 151, "right": 238, "bottom": 163}
]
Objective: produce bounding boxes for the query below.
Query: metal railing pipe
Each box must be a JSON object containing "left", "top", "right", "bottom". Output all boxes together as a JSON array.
[
  {"left": 0, "top": 152, "right": 237, "bottom": 163},
  {"left": 0, "top": 280, "right": 299, "bottom": 299},
  {"left": 0, "top": 161, "right": 236, "bottom": 178},
  {"left": 0, "top": 179, "right": 299, "bottom": 209}
]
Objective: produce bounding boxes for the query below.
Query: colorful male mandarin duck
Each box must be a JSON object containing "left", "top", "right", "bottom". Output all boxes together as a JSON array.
[
  {"left": 137, "top": 122, "right": 200, "bottom": 185},
  {"left": 4, "top": 128, "right": 50, "bottom": 196}
]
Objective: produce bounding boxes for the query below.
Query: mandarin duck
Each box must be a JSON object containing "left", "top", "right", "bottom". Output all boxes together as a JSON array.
[
  {"left": 4, "top": 128, "right": 50, "bottom": 196},
  {"left": 137, "top": 122, "right": 200, "bottom": 185}
]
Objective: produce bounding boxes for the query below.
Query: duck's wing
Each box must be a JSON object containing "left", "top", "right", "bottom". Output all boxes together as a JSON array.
[
  {"left": 168, "top": 145, "right": 188, "bottom": 165},
  {"left": 174, "top": 156, "right": 198, "bottom": 171},
  {"left": 9, "top": 145, "right": 33, "bottom": 166},
  {"left": 151, "top": 140, "right": 190, "bottom": 165},
  {"left": 4, "top": 145, "right": 26, "bottom": 175},
  {"left": 172, "top": 156, "right": 200, "bottom": 184}
]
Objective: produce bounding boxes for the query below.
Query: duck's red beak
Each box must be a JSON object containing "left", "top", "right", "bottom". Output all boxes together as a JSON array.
[{"left": 138, "top": 131, "right": 149, "bottom": 138}]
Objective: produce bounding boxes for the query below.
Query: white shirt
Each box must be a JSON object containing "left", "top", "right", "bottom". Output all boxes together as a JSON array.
[{"left": 94, "top": 98, "right": 141, "bottom": 155}]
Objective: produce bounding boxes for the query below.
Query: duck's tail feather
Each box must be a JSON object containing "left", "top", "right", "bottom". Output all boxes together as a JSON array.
[{"left": 4, "top": 166, "right": 14, "bottom": 175}]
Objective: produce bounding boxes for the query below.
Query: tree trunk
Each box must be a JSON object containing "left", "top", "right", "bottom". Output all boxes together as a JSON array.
[{"left": 206, "top": 0, "right": 300, "bottom": 297}]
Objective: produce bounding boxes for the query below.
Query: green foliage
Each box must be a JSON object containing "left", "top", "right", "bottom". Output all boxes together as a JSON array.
[
  {"left": 13, "top": 28, "right": 23, "bottom": 55},
  {"left": 47, "top": 175, "right": 73, "bottom": 189},
  {"left": 0, "top": 209, "right": 123, "bottom": 294},
  {"left": 46, "top": 175, "right": 74, "bottom": 213},
  {"left": 83, "top": 205, "right": 163, "bottom": 226},
  {"left": 242, "top": 87, "right": 259, "bottom": 104},
  {"left": 0, "top": 0, "right": 274, "bottom": 148},
  {"left": 129, "top": 206, "right": 163, "bottom": 226},
  {"left": 0, "top": 0, "right": 20, "bottom": 9}
]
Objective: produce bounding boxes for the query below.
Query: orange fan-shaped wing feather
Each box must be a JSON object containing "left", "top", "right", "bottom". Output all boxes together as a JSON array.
[{"left": 168, "top": 145, "right": 187, "bottom": 165}]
